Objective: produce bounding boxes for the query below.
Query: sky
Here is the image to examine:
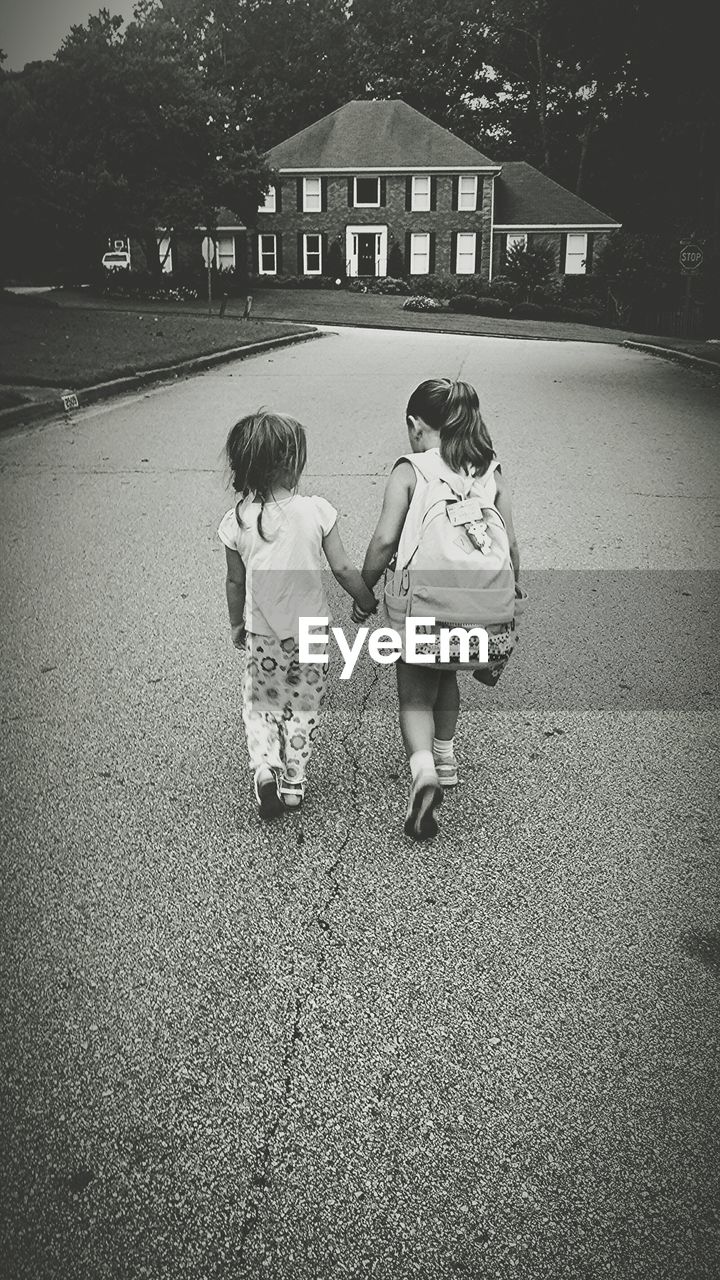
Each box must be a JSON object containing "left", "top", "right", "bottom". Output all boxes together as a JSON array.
[{"left": 2, "top": 0, "right": 137, "bottom": 69}]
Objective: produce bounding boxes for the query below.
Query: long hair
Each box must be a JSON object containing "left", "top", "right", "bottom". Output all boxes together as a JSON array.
[
  {"left": 225, "top": 409, "right": 307, "bottom": 540},
  {"left": 406, "top": 379, "right": 495, "bottom": 475}
]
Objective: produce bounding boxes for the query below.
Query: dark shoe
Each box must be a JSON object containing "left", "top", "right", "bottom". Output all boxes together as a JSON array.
[
  {"left": 404, "top": 771, "right": 444, "bottom": 841},
  {"left": 253, "top": 768, "right": 283, "bottom": 820}
]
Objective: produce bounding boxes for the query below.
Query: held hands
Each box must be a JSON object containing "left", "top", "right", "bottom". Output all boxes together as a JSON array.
[
  {"left": 231, "top": 624, "right": 247, "bottom": 650},
  {"left": 351, "top": 595, "right": 378, "bottom": 625}
]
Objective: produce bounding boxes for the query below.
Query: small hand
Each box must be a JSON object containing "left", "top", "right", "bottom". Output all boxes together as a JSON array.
[
  {"left": 351, "top": 598, "right": 377, "bottom": 624},
  {"left": 231, "top": 624, "right": 247, "bottom": 650}
]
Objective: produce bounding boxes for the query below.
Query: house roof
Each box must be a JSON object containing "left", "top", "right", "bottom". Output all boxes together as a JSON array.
[
  {"left": 267, "top": 99, "right": 498, "bottom": 171},
  {"left": 494, "top": 161, "right": 620, "bottom": 228}
]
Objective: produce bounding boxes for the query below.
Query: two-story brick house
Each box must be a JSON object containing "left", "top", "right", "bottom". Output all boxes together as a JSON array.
[{"left": 249, "top": 98, "right": 620, "bottom": 284}]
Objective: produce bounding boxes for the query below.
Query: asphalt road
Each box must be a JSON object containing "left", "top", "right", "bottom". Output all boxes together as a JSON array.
[{"left": 1, "top": 328, "right": 719, "bottom": 1280}]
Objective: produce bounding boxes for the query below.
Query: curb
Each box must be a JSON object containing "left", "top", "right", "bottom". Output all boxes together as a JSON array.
[
  {"left": 0, "top": 328, "right": 321, "bottom": 432},
  {"left": 622, "top": 340, "right": 720, "bottom": 374},
  {"left": 260, "top": 313, "right": 624, "bottom": 345}
]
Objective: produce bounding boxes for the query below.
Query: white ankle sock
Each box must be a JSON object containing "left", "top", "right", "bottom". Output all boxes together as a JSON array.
[
  {"left": 433, "top": 737, "right": 455, "bottom": 761},
  {"left": 409, "top": 750, "right": 435, "bottom": 781}
]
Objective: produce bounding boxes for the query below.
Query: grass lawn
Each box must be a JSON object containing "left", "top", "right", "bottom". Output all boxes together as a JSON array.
[
  {"left": 0, "top": 304, "right": 312, "bottom": 388},
  {"left": 251, "top": 287, "right": 633, "bottom": 345}
]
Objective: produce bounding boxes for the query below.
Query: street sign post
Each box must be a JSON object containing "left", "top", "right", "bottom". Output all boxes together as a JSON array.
[
  {"left": 201, "top": 235, "right": 215, "bottom": 315},
  {"left": 679, "top": 241, "right": 703, "bottom": 336},
  {"left": 679, "top": 243, "right": 703, "bottom": 274}
]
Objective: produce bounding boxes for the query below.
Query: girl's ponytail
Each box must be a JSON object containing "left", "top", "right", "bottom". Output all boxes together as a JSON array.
[{"left": 406, "top": 379, "right": 495, "bottom": 475}]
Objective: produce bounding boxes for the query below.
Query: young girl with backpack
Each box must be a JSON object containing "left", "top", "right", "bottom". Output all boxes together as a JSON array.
[
  {"left": 219, "top": 410, "right": 377, "bottom": 819},
  {"left": 354, "top": 379, "right": 523, "bottom": 841}
]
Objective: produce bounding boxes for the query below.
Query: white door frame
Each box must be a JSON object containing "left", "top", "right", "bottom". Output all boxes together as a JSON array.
[{"left": 346, "top": 224, "right": 388, "bottom": 277}]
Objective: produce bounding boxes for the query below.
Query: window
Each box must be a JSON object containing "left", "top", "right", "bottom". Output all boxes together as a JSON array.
[
  {"left": 565, "top": 232, "right": 588, "bottom": 274},
  {"left": 303, "top": 177, "right": 322, "bottom": 213},
  {"left": 157, "top": 236, "right": 173, "bottom": 274},
  {"left": 458, "top": 175, "right": 478, "bottom": 211},
  {"left": 303, "top": 233, "right": 322, "bottom": 275},
  {"left": 216, "top": 235, "right": 235, "bottom": 271},
  {"left": 354, "top": 177, "right": 380, "bottom": 207},
  {"left": 506, "top": 233, "right": 527, "bottom": 254},
  {"left": 455, "top": 232, "right": 477, "bottom": 274},
  {"left": 410, "top": 232, "right": 430, "bottom": 275},
  {"left": 258, "top": 233, "right": 277, "bottom": 275},
  {"left": 258, "top": 185, "right": 276, "bottom": 214},
  {"left": 411, "top": 176, "right": 431, "bottom": 212}
]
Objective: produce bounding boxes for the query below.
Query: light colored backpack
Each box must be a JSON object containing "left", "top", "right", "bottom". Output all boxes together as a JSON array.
[{"left": 385, "top": 448, "right": 519, "bottom": 639}]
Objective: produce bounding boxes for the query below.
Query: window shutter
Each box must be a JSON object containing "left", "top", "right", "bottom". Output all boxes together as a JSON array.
[
  {"left": 560, "top": 233, "right": 568, "bottom": 273},
  {"left": 450, "top": 231, "right": 458, "bottom": 272},
  {"left": 474, "top": 233, "right": 481, "bottom": 274},
  {"left": 430, "top": 177, "right": 437, "bottom": 211},
  {"left": 451, "top": 178, "right": 459, "bottom": 211},
  {"left": 380, "top": 177, "right": 387, "bottom": 206},
  {"left": 276, "top": 234, "right": 283, "bottom": 275},
  {"left": 251, "top": 233, "right": 259, "bottom": 275},
  {"left": 321, "top": 233, "right": 327, "bottom": 273},
  {"left": 585, "top": 233, "right": 594, "bottom": 272},
  {"left": 476, "top": 177, "right": 483, "bottom": 212},
  {"left": 347, "top": 178, "right": 354, "bottom": 206},
  {"left": 276, "top": 183, "right": 282, "bottom": 213},
  {"left": 296, "top": 178, "right": 303, "bottom": 212},
  {"left": 405, "top": 177, "right": 412, "bottom": 211},
  {"left": 321, "top": 178, "right": 328, "bottom": 212},
  {"left": 297, "top": 232, "right": 304, "bottom": 274},
  {"left": 405, "top": 231, "right": 412, "bottom": 273},
  {"left": 500, "top": 233, "right": 508, "bottom": 272},
  {"left": 429, "top": 232, "right": 436, "bottom": 274}
]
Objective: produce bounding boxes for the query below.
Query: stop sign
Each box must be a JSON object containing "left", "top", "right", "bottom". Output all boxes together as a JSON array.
[
  {"left": 201, "top": 236, "right": 215, "bottom": 267},
  {"left": 679, "top": 243, "right": 703, "bottom": 272}
]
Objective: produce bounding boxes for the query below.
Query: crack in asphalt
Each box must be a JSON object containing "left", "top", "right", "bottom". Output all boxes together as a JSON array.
[{"left": 234, "top": 659, "right": 382, "bottom": 1268}]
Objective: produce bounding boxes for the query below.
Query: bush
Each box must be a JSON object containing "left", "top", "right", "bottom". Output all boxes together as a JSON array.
[
  {"left": 510, "top": 301, "right": 547, "bottom": 320},
  {"left": 0, "top": 289, "right": 59, "bottom": 309},
  {"left": 559, "top": 275, "right": 608, "bottom": 307},
  {"left": 456, "top": 274, "right": 489, "bottom": 298},
  {"left": 473, "top": 297, "right": 512, "bottom": 318},
  {"left": 504, "top": 243, "right": 555, "bottom": 301},
  {"left": 402, "top": 295, "right": 445, "bottom": 312},
  {"left": 488, "top": 275, "right": 521, "bottom": 302},
  {"left": 100, "top": 270, "right": 200, "bottom": 302},
  {"left": 368, "top": 276, "right": 411, "bottom": 295},
  {"left": 387, "top": 241, "right": 405, "bottom": 279},
  {"left": 326, "top": 240, "right": 345, "bottom": 281},
  {"left": 347, "top": 278, "right": 370, "bottom": 293},
  {"left": 406, "top": 274, "right": 458, "bottom": 299},
  {"left": 447, "top": 293, "right": 477, "bottom": 314}
]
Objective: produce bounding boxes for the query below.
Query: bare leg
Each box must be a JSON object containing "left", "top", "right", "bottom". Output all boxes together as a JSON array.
[
  {"left": 396, "top": 661, "right": 441, "bottom": 757},
  {"left": 433, "top": 671, "right": 460, "bottom": 741},
  {"left": 396, "top": 662, "right": 444, "bottom": 840}
]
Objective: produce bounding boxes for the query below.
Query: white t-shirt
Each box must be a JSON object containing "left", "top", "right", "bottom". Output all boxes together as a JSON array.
[{"left": 218, "top": 493, "right": 337, "bottom": 639}]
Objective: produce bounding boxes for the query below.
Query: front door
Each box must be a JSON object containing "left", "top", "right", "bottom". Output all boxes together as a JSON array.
[{"left": 357, "top": 233, "right": 377, "bottom": 277}]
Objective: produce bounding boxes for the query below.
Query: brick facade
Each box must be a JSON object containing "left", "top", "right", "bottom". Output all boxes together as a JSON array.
[{"left": 253, "top": 173, "right": 495, "bottom": 281}]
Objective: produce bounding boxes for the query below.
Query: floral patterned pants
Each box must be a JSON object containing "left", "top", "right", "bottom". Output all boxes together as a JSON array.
[{"left": 242, "top": 633, "right": 327, "bottom": 782}]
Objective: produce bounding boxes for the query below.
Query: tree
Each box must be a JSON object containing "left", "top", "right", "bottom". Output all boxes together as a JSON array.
[
  {"left": 1, "top": 8, "right": 271, "bottom": 280},
  {"left": 351, "top": 0, "right": 498, "bottom": 143},
  {"left": 156, "top": 0, "right": 359, "bottom": 150}
]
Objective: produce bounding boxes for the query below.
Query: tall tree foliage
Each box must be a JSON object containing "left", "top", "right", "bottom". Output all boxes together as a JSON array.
[
  {"left": 1, "top": 7, "right": 270, "bottom": 279},
  {"left": 154, "top": 0, "right": 358, "bottom": 151},
  {"left": 350, "top": 0, "right": 498, "bottom": 142}
]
